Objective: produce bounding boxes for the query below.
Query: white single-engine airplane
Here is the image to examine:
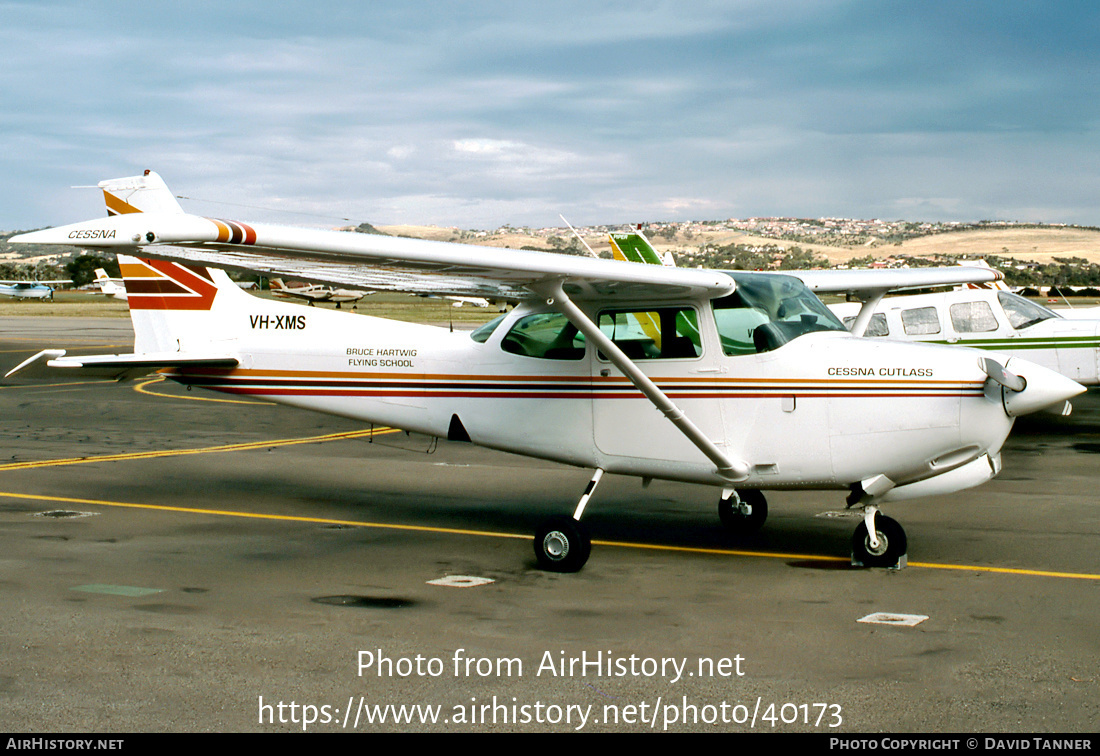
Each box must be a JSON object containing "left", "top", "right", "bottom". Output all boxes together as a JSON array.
[{"left": 5, "top": 171, "right": 1085, "bottom": 572}]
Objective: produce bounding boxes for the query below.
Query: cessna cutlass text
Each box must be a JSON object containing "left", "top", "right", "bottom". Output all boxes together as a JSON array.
[{"left": 827, "top": 367, "right": 934, "bottom": 377}]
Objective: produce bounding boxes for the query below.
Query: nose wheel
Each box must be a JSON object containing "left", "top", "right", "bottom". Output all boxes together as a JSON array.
[
  {"left": 534, "top": 469, "right": 600, "bottom": 572},
  {"left": 534, "top": 515, "right": 591, "bottom": 572},
  {"left": 851, "top": 512, "right": 907, "bottom": 568}
]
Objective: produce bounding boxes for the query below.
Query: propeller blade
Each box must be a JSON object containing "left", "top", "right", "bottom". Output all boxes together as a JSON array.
[{"left": 981, "top": 357, "right": 1026, "bottom": 392}]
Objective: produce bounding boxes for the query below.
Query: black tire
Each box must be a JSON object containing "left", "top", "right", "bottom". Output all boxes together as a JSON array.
[
  {"left": 719, "top": 489, "right": 768, "bottom": 534},
  {"left": 534, "top": 515, "right": 591, "bottom": 573},
  {"left": 852, "top": 514, "right": 907, "bottom": 568}
]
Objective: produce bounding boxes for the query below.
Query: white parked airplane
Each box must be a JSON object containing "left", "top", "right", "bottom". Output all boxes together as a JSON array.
[
  {"left": 828, "top": 288, "right": 1100, "bottom": 387},
  {"left": 6, "top": 171, "right": 1085, "bottom": 572},
  {"left": 269, "top": 278, "right": 367, "bottom": 307},
  {"left": 93, "top": 268, "right": 128, "bottom": 300}
]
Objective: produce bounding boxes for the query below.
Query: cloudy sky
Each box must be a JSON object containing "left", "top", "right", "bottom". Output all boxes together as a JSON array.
[{"left": 3, "top": 0, "right": 1099, "bottom": 230}]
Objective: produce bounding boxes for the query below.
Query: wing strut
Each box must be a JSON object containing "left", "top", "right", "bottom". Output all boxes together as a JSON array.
[
  {"left": 535, "top": 280, "right": 750, "bottom": 482},
  {"left": 847, "top": 290, "right": 887, "bottom": 338}
]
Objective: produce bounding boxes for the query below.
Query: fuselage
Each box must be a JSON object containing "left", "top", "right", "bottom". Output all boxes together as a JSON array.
[{"left": 163, "top": 279, "right": 1020, "bottom": 496}]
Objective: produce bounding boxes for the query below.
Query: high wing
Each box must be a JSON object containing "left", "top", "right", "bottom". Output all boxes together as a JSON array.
[
  {"left": 792, "top": 267, "right": 1003, "bottom": 297},
  {"left": 11, "top": 174, "right": 734, "bottom": 304},
  {"left": 10, "top": 171, "right": 1002, "bottom": 306}
]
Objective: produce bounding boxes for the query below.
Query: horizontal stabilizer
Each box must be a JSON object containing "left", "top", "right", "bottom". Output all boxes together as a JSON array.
[{"left": 4, "top": 349, "right": 238, "bottom": 383}]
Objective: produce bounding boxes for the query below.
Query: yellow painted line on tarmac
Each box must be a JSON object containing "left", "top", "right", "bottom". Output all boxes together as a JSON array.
[
  {"left": 1, "top": 489, "right": 1097, "bottom": 582},
  {"left": 0, "top": 381, "right": 103, "bottom": 391},
  {"left": 132, "top": 375, "right": 273, "bottom": 405},
  {"left": 0, "top": 491, "right": 529, "bottom": 541},
  {"left": 904, "top": 559, "right": 1100, "bottom": 580},
  {"left": 0, "top": 427, "right": 401, "bottom": 472},
  {"left": 597, "top": 539, "right": 1100, "bottom": 580}
]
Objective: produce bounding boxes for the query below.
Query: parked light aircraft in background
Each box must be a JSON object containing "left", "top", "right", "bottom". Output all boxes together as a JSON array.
[
  {"left": 5, "top": 171, "right": 1085, "bottom": 572},
  {"left": 0, "top": 278, "right": 71, "bottom": 300},
  {"left": 828, "top": 288, "right": 1100, "bottom": 387},
  {"left": 93, "top": 268, "right": 128, "bottom": 300},
  {"left": 269, "top": 278, "right": 367, "bottom": 307}
]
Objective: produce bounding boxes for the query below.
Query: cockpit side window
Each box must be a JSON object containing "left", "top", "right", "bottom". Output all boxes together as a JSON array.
[{"left": 500, "top": 312, "right": 585, "bottom": 359}]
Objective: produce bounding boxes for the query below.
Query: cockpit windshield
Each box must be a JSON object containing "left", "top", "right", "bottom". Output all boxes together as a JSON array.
[
  {"left": 713, "top": 272, "right": 847, "bottom": 355},
  {"left": 998, "top": 291, "right": 1060, "bottom": 330}
]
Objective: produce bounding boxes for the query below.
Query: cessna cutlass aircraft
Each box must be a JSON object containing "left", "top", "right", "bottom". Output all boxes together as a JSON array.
[{"left": 5, "top": 172, "right": 1086, "bottom": 572}]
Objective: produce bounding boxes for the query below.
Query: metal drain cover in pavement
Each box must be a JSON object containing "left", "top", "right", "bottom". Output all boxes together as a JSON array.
[{"left": 35, "top": 510, "right": 98, "bottom": 519}]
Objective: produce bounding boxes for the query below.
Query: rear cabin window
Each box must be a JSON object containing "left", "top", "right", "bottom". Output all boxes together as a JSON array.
[
  {"left": 500, "top": 312, "right": 585, "bottom": 360},
  {"left": 949, "top": 301, "right": 999, "bottom": 333},
  {"left": 901, "top": 307, "right": 941, "bottom": 336},
  {"left": 470, "top": 313, "right": 507, "bottom": 343},
  {"left": 596, "top": 308, "right": 701, "bottom": 360}
]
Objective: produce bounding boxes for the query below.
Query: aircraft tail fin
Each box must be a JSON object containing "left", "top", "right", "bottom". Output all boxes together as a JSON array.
[
  {"left": 609, "top": 229, "right": 674, "bottom": 267},
  {"left": 118, "top": 254, "right": 251, "bottom": 354},
  {"left": 99, "top": 171, "right": 184, "bottom": 216},
  {"left": 958, "top": 260, "right": 1011, "bottom": 291}
]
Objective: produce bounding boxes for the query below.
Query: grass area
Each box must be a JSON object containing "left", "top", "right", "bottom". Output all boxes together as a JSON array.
[
  {"left": 0, "top": 289, "right": 505, "bottom": 327},
  {"left": 0, "top": 291, "right": 131, "bottom": 317}
]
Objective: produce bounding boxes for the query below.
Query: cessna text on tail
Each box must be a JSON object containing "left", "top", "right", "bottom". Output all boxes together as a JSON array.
[{"left": 5, "top": 171, "right": 1085, "bottom": 572}]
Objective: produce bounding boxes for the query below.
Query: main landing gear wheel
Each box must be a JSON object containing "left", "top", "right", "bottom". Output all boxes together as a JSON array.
[
  {"left": 534, "top": 515, "right": 591, "bottom": 573},
  {"left": 851, "top": 514, "right": 907, "bottom": 568},
  {"left": 719, "top": 489, "right": 768, "bottom": 535}
]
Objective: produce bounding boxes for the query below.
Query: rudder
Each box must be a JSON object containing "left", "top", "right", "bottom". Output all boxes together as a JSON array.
[{"left": 100, "top": 170, "right": 184, "bottom": 216}]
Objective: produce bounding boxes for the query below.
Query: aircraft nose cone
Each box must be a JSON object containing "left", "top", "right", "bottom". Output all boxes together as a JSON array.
[{"left": 997, "top": 357, "right": 1086, "bottom": 417}]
